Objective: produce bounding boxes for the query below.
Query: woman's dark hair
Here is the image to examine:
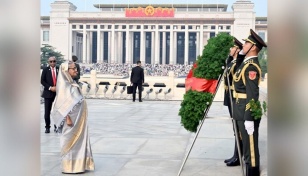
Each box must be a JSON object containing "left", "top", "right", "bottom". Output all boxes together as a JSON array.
[{"left": 72, "top": 55, "right": 78, "bottom": 62}]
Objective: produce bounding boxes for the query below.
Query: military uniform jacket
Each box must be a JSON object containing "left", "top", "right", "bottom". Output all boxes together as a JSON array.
[
  {"left": 232, "top": 57, "right": 262, "bottom": 121},
  {"left": 223, "top": 54, "right": 245, "bottom": 107},
  {"left": 223, "top": 56, "right": 236, "bottom": 107}
]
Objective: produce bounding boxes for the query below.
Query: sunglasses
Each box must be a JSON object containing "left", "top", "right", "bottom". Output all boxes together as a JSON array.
[{"left": 49, "top": 60, "right": 56, "bottom": 63}]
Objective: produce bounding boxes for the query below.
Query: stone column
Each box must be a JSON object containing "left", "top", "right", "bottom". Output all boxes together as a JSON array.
[
  {"left": 82, "top": 24, "right": 87, "bottom": 63},
  {"left": 184, "top": 24, "right": 189, "bottom": 65},
  {"left": 130, "top": 30, "right": 134, "bottom": 63},
  {"left": 232, "top": 0, "right": 255, "bottom": 40},
  {"left": 97, "top": 26, "right": 101, "bottom": 63},
  {"left": 200, "top": 24, "right": 204, "bottom": 56},
  {"left": 154, "top": 24, "right": 159, "bottom": 64},
  {"left": 87, "top": 31, "right": 91, "bottom": 63},
  {"left": 118, "top": 31, "right": 123, "bottom": 63},
  {"left": 68, "top": 24, "right": 73, "bottom": 60},
  {"left": 140, "top": 25, "right": 145, "bottom": 63},
  {"left": 169, "top": 25, "right": 174, "bottom": 64},
  {"left": 173, "top": 31, "right": 177, "bottom": 64},
  {"left": 196, "top": 31, "right": 200, "bottom": 57},
  {"left": 162, "top": 32, "right": 166, "bottom": 64},
  {"left": 101, "top": 31, "right": 104, "bottom": 63},
  {"left": 215, "top": 24, "right": 218, "bottom": 37},
  {"left": 114, "top": 30, "right": 118, "bottom": 63},
  {"left": 151, "top": 31, "right": 155, "bottom": 64},
  {"left": 125, "top": 25, "right": 130, "bottom": 64},
  {"left": 50, "top": 1, "right": 77, "bottom": 60},
  {"left": 111, "top": 24, "right": 115, "bottom": 63},
  {"left": 108, "top": 31, "right": 111, "bottom": 63}
]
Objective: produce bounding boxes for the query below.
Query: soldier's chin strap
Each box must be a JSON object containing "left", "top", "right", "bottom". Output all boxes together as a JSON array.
[
  {"left": 245, "top": 44, "right": 255, "bottom": 56},
  {"left": 232, "top": 48, "right": 240, "bottom": 57}
]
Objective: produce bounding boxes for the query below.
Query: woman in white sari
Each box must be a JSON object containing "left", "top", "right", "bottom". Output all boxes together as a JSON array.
[{"left": 51, "top": 61, "right": 95, "bottom": 174}]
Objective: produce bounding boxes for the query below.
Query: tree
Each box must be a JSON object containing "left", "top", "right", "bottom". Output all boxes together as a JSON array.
[
  {"left": 41, "top": 44, "right": 65, "bottom": 67},
  {"left": 258, "top": 47, "right": 267, "bottom": 78}
]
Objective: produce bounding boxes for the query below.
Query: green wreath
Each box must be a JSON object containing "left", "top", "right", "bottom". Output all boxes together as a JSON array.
[{"left": 179, "top": 33, "right": 233, "bottom": 132}]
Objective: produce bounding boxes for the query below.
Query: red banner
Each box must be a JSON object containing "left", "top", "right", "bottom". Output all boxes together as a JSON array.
[
  {"left": 185, "top": 63, "right": 217, "bottom": 94},
  {"left": 125, "top": 6, "right": 174, "bottom": 17},
  {"left": 186, "top": 63, "right": 197, "bottom": 79},
  {"left": 185, "top": 77, "right": 218, "bottom": 94}
]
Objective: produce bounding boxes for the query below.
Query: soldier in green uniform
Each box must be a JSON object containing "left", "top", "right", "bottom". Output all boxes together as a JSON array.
[
  {"left": 232, "top": 29, "right": 267, "bottom": 176},
  {"left": 223, "top": 38, "right": 245, "bottom": 166}
]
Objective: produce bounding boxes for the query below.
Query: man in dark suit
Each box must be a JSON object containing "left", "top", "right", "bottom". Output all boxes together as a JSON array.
[
  {"left": 41, "top": 56, "right": 58, "bottom": 133},
  {"left": 72, "top": 55, "right": 81, "bottom": 83},
  {"left": 130, "top": 61, "right": 144, "bottom": 102}
]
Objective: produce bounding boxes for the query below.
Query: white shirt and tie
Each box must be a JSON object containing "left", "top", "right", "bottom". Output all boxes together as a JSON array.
[{"left": 49, "top": 67, "right": 57, "bottom": 90}]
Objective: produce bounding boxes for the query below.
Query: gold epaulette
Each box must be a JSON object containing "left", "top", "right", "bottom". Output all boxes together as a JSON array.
[{"left": 233, "top": 59, "right": 262, "bottom": 85}]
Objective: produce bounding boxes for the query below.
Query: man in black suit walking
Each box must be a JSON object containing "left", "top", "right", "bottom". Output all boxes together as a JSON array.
[
  {"left": 130, "top": 61, "right": 144, "bottom": 102},
  {"left": 41, "top": 56, "right": 58, "bottom": 133}
]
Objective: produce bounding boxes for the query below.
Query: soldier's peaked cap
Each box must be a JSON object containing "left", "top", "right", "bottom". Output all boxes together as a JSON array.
[
  {"left": 242, "top": 29, "right": 267, "bottom": 50},
  {"left": 233, "top": 37, "right": 243, "bottom": 50}
]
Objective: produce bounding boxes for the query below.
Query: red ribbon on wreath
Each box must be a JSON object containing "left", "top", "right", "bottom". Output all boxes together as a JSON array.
[
  {"left": 186, "top": 63, "right": 197, "bottom": 79},
  {"left": 185, "top": 63, "right": 218, "bottom": 94}
]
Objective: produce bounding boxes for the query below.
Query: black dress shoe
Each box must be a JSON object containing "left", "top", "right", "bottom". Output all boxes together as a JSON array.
[
  {"left": 225, "top": 140, "right": 241, "bottom": 163},
  {"left": 226, "top": 158, "right": 240, "bottom": 166},
  {"left": 45, "top": 128, "right": 50, "bottom": 133},
  {"left": 132, "top": 100, "right": 135, "bottom": 102},
  {"left": 54, "top": 124, "right": 57, "bottom": 132},
  {"left": 224, "top": 156, "right": 235, "bottom": 163},
  {"left": 139, "top": 100, "right": 143, "bottom": 102}
]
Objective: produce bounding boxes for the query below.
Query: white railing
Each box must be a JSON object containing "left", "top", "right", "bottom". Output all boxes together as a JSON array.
[{"left": 77, "top": 70, "right": 225, "bottom": 101}]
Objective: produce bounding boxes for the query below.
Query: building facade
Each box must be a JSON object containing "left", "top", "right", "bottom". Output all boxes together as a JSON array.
[{"left": 41, "top": 0, "right": 267, "bottom": 64}]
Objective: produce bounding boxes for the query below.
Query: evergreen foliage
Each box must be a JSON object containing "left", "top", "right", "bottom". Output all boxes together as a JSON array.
[
  {"left": 41, "top": 44, "right": 64, "bottom": 67},
  {"left": 179, "top": 33, "right": 233, "bottom": 132},
  {"left": 258, "top": 47, "right": 267, "bottom": 78},
  {"left": 179, "top": 90, "right": 213, "bottom": 132},
  {"left": 193, "top": 33, "right": 234, "bottom": 79},
  {"left": 249, "top": 99, "right": 267, "bottom": 120}
]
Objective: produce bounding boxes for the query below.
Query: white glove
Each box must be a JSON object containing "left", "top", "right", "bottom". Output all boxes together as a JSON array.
[
  {"left": 239, "top": 49, "right": 245, "bottom": 55},
  {"left": 244, "top": 121, "right": 254, "bottom": 135}
]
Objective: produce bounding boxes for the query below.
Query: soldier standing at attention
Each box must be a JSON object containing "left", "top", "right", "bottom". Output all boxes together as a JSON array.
[
  {"left": 232, "top": 29, "right": 267, "bottom": 176},
  {"left": 223, "top": 37, "right": 245, "bottom": 167}
]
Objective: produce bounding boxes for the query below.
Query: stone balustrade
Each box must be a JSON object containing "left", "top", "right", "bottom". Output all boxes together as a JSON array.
[{"left": 79, "top": 70, "right": 225, "bottom": 101}]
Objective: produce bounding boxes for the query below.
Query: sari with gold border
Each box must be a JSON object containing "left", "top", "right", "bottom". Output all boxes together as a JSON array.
[{"left": 51, "top": 62, "right": 95, "bottom": 173}]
